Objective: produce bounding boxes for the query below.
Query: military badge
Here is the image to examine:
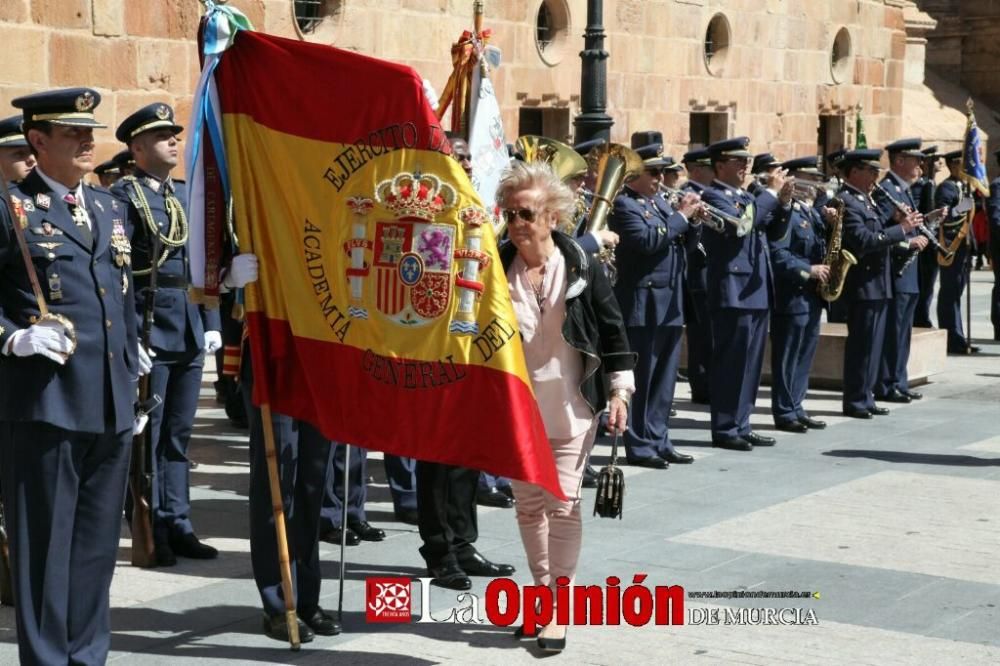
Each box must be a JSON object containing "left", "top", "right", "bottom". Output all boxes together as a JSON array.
[
  {"left": 33, "top": 222, "right": 62, "bottom": 237},
  {"left": 22, "top": 200, "right": 35, "bottom": 212},
  {"left": 94, "top": 199, "right": 104, "bottom": 212},
  {"left": 111, "top": 220, "right": 132, "bottom": 267},
  {"left": 48, "top": 272, "right": 63, "bottom": 301},
  {"left": 156, "top": 105, "right": 170, "bottom": 120},
  {"left": 35, "top": 193, "right": 51, "bottom": 210},
  {"left": 75, "top": 91, "right": 95, "bottom": 112},
  {"left": 35, "top": 242, "right": 63, "bottom": 251}
]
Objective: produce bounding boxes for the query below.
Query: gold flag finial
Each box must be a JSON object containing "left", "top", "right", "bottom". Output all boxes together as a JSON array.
[{"left": 966, "top": 97, "right": 975, "bottom": 113}]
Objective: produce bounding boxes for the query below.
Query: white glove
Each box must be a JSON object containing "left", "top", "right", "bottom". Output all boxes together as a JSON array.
[
  {"left": 4, "top": 319, "right": 74, "bottom": 365},
  {"left": 137, "top": 345, "right": 154, "bottom": 376},
  {"left": 203, "top": 330, "right": 223, "bottom": 355},
  {"left": 223, "top": 253, "right": 259, "bottom": 289}
]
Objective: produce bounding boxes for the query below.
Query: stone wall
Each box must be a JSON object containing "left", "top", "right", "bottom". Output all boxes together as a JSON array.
[
  {"left": 919, "top": 0, "right": 1000, "bottom": 112},
  {"left": 0, "top": 0, "right": 911, "bottom": 171}
]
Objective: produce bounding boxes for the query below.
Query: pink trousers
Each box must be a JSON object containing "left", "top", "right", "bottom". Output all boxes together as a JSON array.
[{"left": 511, "top": 419, "right": 599, "bottom": 588}]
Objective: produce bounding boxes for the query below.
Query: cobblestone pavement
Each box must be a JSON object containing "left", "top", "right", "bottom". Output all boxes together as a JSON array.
[{"left": 2, "top": 272, "right": 999, "bottom": 665}]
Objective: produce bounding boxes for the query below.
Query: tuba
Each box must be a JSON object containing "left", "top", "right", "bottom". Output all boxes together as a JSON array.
[
  {"left": 586, "top": 143, "right": 644, "bottom": 284},
  {"left": 817, "top": 197, "right": 857, "bottom": 302}
]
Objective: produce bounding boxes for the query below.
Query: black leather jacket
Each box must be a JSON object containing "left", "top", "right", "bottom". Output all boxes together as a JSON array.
[{"left": 500, "top": 231, "right": 636, "bottom": 415}]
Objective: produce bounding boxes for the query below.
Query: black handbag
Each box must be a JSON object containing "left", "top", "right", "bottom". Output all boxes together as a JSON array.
[{"left": 593, "top": 432, "right": 625, "bottom": 519}]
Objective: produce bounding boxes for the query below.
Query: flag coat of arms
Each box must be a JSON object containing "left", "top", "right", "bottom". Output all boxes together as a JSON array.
[{"left": 193, "top": 28, "right": 560, "bottom": 496}]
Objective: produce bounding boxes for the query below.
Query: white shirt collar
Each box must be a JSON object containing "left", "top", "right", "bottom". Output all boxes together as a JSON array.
[{"left": 34, "top": 166, "right": 85, "bottom": 207}]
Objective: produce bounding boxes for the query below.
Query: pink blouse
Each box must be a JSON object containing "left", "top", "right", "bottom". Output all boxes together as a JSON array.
[{"left": 508, "top": 249, "right": 635, "bottom": 439}]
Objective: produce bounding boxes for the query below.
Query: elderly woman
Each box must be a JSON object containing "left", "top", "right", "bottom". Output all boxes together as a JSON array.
[{"left": 497, "top": 161, "right": 636, "bottom": 652}]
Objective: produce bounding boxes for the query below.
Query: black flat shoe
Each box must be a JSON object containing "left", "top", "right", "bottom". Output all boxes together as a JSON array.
[
  {"left": 476, "top": 487, "right": 514, "bottom": 508},
  {"left": 745, "top": 431, "right": 776, "bottom": 446},
  {"left": 901, "top": 389, "right": 922, "bottom": 400},
  {"left": 843, "top": 409, "right": 873, "bottom": 419},
  {"left": 537, "top": 625, "right": 567, "bottom": 652},
  {"left": 170, "top": 533, "right": 218, "bottom": 560},
  {"left": 457, "top": 551, "right": 515, "bottom": 577},
  {"left": 394, "top": 508, "right": 419, "bottom": 525},
  {"left": 301, "top": 607, "right": 341, "bottom": 636},
  {"left": 348, "top": 520, "right": 386, "bottom": 541},
  {"left": 869, "top": 406, "right": 890, "bottom": 416},
  {"left": 428, "top": 562, "right": 471, "bottom": 590},
  {"left": 660, "top": 449, "right": 694, "bottom": 464},
  {"left": 626, "top": 456, "right": 668, "bottom": 469},
  {"left": 712, "top": 437, "right": 752, "bottom": 452},
  {"left": 669, "top": 407, "right": 677, "bottom": 417},
  {"left": 775, "top": 421, "right": 808, "bottom": 434},
  {"left": 582, "top": 465, "right": 598, "bottom": 488},
  {"left": 875, "top": 390, "right": 910, "bottom": 404},
  {"left": 499, "top": 485, "right": 515, "bottom": 500},
  {"left": 798, "top": 416, "right": 826, "bottom": 430},
  {"left": 321, "top": 527, "right": 360, "bottom": 546},
  {"left": 262, "top": 614, "right": 314, "bottom": 643}
]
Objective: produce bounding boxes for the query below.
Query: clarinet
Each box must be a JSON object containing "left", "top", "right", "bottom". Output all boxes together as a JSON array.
[{"left": 873, "top": 183, "right": 953, "bottom": 276}]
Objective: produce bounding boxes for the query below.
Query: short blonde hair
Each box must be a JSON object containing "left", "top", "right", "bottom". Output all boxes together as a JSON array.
[{"left": 495, "top": 160, "right": 576, "bottom": 229}]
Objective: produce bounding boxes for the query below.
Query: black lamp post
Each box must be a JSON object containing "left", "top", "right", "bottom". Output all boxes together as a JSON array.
[{"left": 573, "top": 0, "right": 613, "bottom": 144}]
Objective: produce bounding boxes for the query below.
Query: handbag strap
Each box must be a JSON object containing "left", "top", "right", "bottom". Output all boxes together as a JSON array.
[{"left": 609, "top": 430, "right": 620, "bottom": 466}]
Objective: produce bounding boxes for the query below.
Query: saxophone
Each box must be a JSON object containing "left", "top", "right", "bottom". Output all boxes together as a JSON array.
[{"left": 817, "top": 197, "right": 857, "bottom": 302}]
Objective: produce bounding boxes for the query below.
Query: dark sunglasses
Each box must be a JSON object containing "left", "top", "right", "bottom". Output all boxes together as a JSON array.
[{"left": 502, "top": 208, "right": 538, "bottom": 223}]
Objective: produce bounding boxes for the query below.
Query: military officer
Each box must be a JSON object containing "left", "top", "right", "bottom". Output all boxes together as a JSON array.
[
  {"left": 93, "top": 158, "right": 122, "bottom": 188},
  {"left": 935, "top": 150, "right": 979, "bottom": 354},
  {"left": 112, "top": 103, "right": 222, "bottom": 565},
  {"left": 989, "top": 150, "right": 1000, "bottom": 341},
  {"left": 113, "top": 148, "right": 135, "bottom": 178},
  {"left": 681, "top": 148, "right": 714, "bottom": 404},
  {"left": 0, "top": 116, "right": 35, "bottom": 184},
  {"left": 700, "top": 137, "right": 792, "bottom": 451},
  {"left": 873, "top": 138, "right": 926, "bottom": 403},
  {"left": 749, "top": 152, "right": 779, "bottom": 196},
  {"left": 912, "top": 146, "right": 941, "bottom": 328},
  {"left": 768, "top": 157, "right": 831, "bottom": 433},
  {"left": 608, "top": 131, "right": 701, "bottom": 467},
  {"left": 0, "top": 87, "right": 150, "bottom": 665},
  {"left": 838, "top": 149, "right": 924, "bottom": 418},
  {"left": 661, "top": 156, "right": 684, "bottom": 191}
]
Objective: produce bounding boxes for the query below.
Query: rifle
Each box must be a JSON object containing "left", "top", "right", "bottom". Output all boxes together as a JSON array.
[
  {"left": 129, "top": 225, "right": 162, "bottom": 568},
  {"left": 0, "top": 499, "right": 12, "bottom": 606}
]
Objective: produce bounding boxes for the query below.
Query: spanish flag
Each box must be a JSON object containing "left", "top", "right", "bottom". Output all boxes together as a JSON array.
[{"left": 190, "top": 20, "right": 558, "bottom": 495}]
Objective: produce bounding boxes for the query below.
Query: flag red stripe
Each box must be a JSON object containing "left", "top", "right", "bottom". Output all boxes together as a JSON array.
[
  {"left": 247, "top": 314, "right": 562, "bottom": 498},
  {"left": 217, "top": 31, "right": 441, "bottom": 147}
]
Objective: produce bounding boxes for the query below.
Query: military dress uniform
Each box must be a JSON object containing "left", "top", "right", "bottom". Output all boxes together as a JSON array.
[
  {"left": 838, "top": 150, "right": 909, "bottom": 417},
  {"left": 768, "top": 158, "right": 827, "bottom": 431},
  {"left": 911, "top": 146, "right": 941, "bottom": 327},
  {"left": 934, "top": 161, "right": 973, "bottom": 353},
  {"left": 873, "top": 142, "right": 924, "bottom": 402},
  {"left": 608, "top": 140, "right": 695, "bottom": 466},
  {"left": 111, "top": 104, "right": 222, "bottom": 561},
  {"left": 0, "top": 88, "right": 138, "bottom": 665},
  {"left": 989, "top": 154, "right": 1000, "bottom": 340},
  {"left": 681, "top": 149, "right": 712, "bottom": 403},
  {"left": 700, "top": 137, "right": 790, "bottom": 449}
]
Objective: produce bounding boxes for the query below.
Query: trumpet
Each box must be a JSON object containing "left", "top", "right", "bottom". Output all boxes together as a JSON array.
[
  {"left": 791, "top": 180, "right": 824, "bottom": 202},
  {"left": 660, "top": 185, "right": 746, "bottom": 235}
]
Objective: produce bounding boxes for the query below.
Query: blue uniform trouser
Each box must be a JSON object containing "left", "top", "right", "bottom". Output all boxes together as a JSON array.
[
  {"left": 844, "top": 300, "right": 888, "bottom": 412},
  {"left": 937, "top": 245, "right": 969, "bottom": 350},
  {"left": 384, "top": 454, "right": 417, "bottom": 512},
  {"left": 685, "top": 288, "right": 712, "bottom": 399},
  {"left": 877, "top": 292, "right": 918, "bottom": 395},
  {"left": 148, "top": 348, "right": 205, "bottom": 539},
  {"left": 623, "top": 324, "right": 683, "bottom": 460},
  {"left": 477, "top": 472, "right": 512, "bottom": 493},
  {"left": 709, "top": 309, "right": 768, "bottom": 440},
  {"left": 2, "top": 422, "right": 131, "bottom": 666},
  {"left": 915, "top": 249, "right": 939, "bottom": 327},
  {"left": 416, "top": 463, "right": 478, "bottom": 568},
  {"left": 243, "top": 373, "right": 334, "bottom": 618},
  {"left": 770, "top": 303, "right": 822, "bottom": 425},
  {"left": 319, "top": 443, "right": 366, "bottom": 532}
]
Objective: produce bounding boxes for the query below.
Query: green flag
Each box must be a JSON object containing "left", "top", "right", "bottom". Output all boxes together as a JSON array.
[{"left": 855, "top": 107, "right": 867, "bottom": 149}]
